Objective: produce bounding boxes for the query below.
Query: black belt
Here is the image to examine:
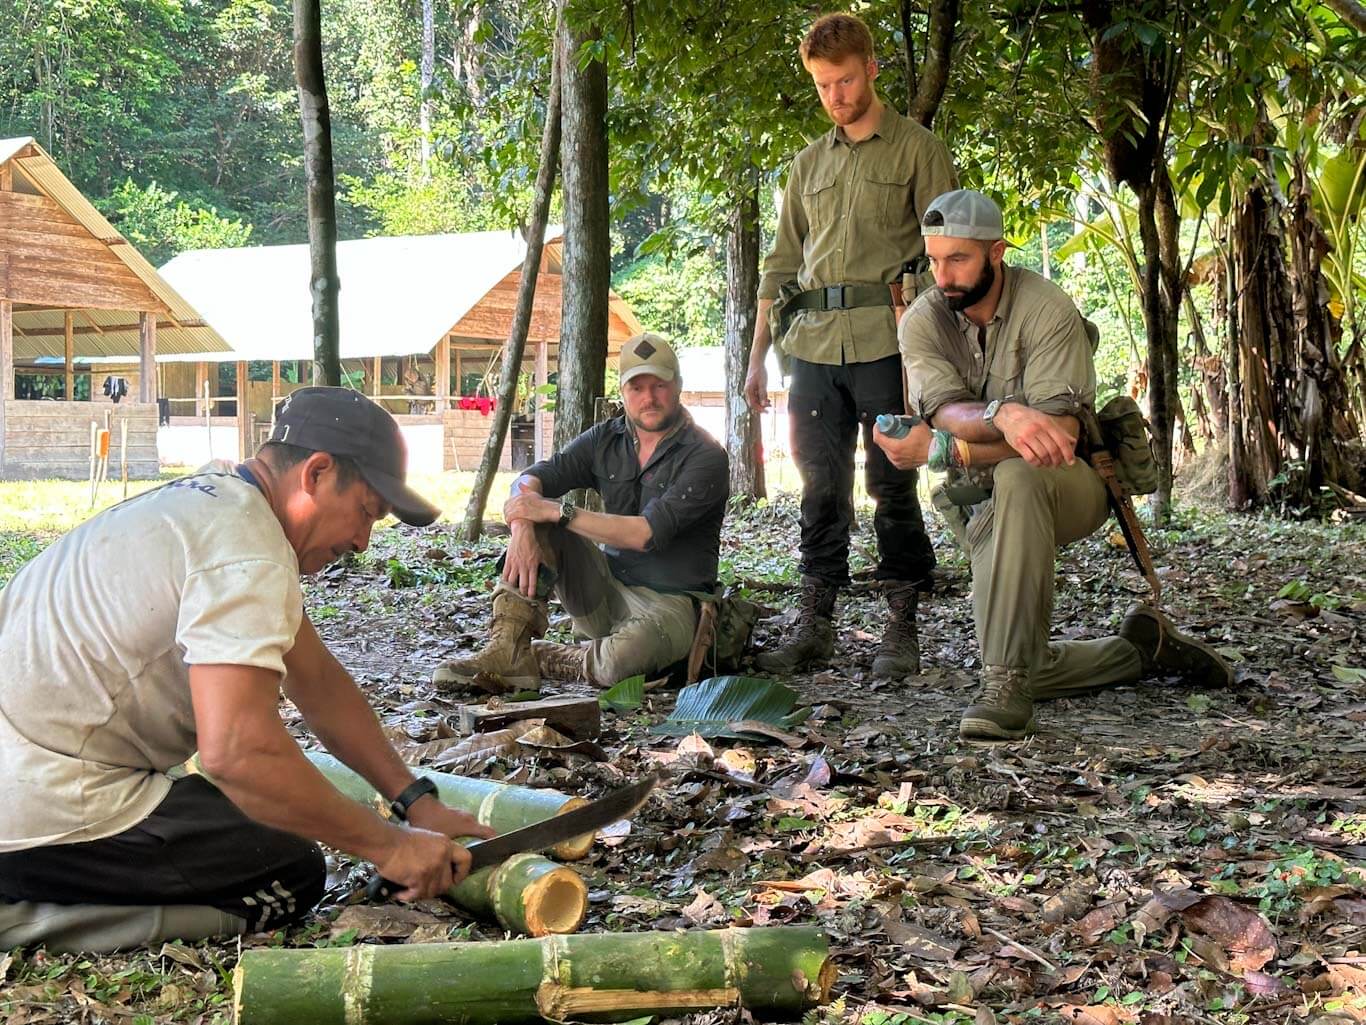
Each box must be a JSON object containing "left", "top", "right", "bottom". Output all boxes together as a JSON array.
[{"left": 787, "top": 283, "right": 894, "bottom": 313}]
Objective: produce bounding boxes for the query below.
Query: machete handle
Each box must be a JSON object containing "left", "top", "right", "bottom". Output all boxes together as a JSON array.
[{"left": 366, "top": 873, "right": 400, "bottom": 902}]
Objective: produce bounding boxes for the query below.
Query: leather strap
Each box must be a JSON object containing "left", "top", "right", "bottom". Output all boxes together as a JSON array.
[
  {"left": 388, "top": 776, "right": 438, "bottom": 821},
  {"left": 1080, "top": 409, "right": 1162, "bottom": 609}
]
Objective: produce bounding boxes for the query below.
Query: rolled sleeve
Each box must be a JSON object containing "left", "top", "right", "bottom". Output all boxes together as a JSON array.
[
  {"left": 1020, "top": 307, "right": 1096, "bottom": 416},
  {"left": 640, "top": 447, "right": 728, "bottom": 552},
  {"left": 758, "top": 163, "right": 809, "bottom": 300},
  {"left": 899, "top": 306, "right": 973, "bottom": 420},
  {"left": 524, "top": 424, "right": 603, "bottom": 498}
]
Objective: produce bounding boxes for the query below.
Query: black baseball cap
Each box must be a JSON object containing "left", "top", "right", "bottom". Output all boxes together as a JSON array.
[{"left": 266, "top": 387, "right": 440, "bottom": 526}]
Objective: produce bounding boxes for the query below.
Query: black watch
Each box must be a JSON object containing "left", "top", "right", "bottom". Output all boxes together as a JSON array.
[
  {"left": 388, "top": 776, "right": 438, "bottom": 821},
  {"left": 558, "top": 499, "right": 578, "bottom": 528}
]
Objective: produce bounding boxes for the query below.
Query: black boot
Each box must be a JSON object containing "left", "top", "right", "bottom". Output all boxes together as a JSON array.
[
  {"left": 754, "top": 577, "right": 838, "bottom": 674},
  {"left": 871, "top": 581, "right": 921, "bottom": 678}
]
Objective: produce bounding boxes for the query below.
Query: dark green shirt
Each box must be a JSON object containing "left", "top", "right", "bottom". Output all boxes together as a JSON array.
[
  {"left": 525, "top": 413, "right": 729, "bottom": 594},
  {"left": 759, "top": 105, "right": 957, "bottom": 366}
]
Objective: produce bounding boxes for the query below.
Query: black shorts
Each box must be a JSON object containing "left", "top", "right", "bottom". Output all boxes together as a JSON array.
[{"left": 0, "top": 775, "right": 325, "bottom": 931}]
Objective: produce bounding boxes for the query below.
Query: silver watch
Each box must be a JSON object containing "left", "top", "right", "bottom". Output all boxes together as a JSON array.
[{"left": 983, "top": 397, "right": 1014, "bottom": 427}]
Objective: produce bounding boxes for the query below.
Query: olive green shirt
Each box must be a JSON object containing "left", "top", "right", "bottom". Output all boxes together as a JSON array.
[
  {"left": 758, "top": 105, "right": 957, "bottom": 366},
  {"left": 899, "top": 264, "right": 1096, "bottom": 421}
]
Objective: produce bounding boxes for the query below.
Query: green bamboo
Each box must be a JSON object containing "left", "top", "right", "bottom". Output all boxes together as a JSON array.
[
  {"left": 451, "top": 850, "right": 587, "bottom": 937},
  {"left": 233, "top": 927, "right": 834, "bottom": 1025},
  {"left": 306, "top": 752, "right": 595, "bottom": 860}
]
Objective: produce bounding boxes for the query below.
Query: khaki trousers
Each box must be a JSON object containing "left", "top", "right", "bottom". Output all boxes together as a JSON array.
[
  {"left": 947, "top": 458, "right": 1143, "bottom": 698},
  {"left": 523, "top": 526, "right": 697, "bottom": 687}
]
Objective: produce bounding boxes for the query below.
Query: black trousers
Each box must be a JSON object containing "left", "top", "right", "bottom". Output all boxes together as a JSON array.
[
  {"left": 0, "top": 775, "right": 325, "bottom": 931},
  {"left": 788, "top": 354, "right": 936, "bottom": 586}
]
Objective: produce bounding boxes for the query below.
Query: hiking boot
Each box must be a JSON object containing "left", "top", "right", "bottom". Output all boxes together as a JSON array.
[
  {"left": 959, "top": 666, "right": 1035, "bottom": 742},
  {"left": 432, "top": 588, "right": 548, "bottom": 692},
  {"left": 753, "top": 577, "right": 838, "bottom": 674},
  {"left": 531, "top": 639, "right": 589, "bottom": 684},
  {"left": 871, "top": 581, "right": 921, "bottom": 678},
  {"left": 1119, "top": 605, "right": 1233, "bottom": 688}
]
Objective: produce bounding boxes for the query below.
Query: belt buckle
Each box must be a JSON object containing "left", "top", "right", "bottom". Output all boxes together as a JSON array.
[{"left": 822, "top": 285, "right": 846, "bottom": 311}]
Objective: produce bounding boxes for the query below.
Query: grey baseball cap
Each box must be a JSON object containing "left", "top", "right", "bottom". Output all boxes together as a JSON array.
[
  {"left": 266, "top": 387, "right": 440, "bottom": 526},
  {"left": 922, "top": 189, "right": 1005, "bottom": 241}
]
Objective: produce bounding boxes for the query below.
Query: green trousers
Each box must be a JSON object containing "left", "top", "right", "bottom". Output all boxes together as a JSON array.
[
  {"left": 531, "top": 525, "right": 697, "bottom": 687},
  {"left": 938, "top": 458, "right": 1143, "bottom": 698}
]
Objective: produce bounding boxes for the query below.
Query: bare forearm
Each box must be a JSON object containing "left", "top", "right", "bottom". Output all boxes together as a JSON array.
[
  {"left": 570, "top": 509, "right": 652, "bottom": 551},
  {"left": 751, "top": 299, "right": 774, "bottom": 359},
  {"left": 931, "top": 402, "right": 999, "bottom": 443}
]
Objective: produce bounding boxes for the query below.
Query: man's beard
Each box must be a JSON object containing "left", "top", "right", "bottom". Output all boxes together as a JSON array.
[
  {"left": 630, "top": 404, "right": 683, "bottom": 434},
  {"left": 944, "top": 260, "right": 994, "bottom": 312},
  {"left": 827, "top": 89, "right": 872, "bottom": 126}
]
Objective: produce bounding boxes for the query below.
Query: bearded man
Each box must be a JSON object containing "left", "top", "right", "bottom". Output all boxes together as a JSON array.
[
  {"left": 434, "top": 333, "right": 729, "bottom": 690},
  {"left": 744, "top": 12, "right": 957, "bottom": 678}
]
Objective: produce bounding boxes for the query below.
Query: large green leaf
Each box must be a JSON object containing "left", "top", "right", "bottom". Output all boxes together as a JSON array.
[
  {"left": 650, "top": 676, "right": 807, "bottom": 739},
  {"left": 599, "top": 674, "right": 645, "bottom": 713}
]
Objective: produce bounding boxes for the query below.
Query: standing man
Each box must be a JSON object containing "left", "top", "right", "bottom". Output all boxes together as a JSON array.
[
  {"left": 745, "top": 12, "right": 956, "bottom": 677},
  {"left": 434, "top": 334, "right": 729, "bottom": 690},
  {"left": 0, "top": 388, "right": 493, "bottom": 952},
  {"left": 877, "top": 190, "right": 1231, "bottom": 742}
]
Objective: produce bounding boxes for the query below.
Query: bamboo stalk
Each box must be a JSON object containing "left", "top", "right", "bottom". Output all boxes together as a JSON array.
[
  {"left": 306, "top": 752, "right": 595, "bottom": 860},
  {"left": 233, "top": 927, "right": 834, "bottom": 1025}
]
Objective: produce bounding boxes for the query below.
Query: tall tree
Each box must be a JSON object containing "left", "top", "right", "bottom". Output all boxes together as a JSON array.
[
  {"left": 419, "top": 0, "right": 435, "bottom": 172},
  {"left": 293, "top": 0, "right": 341, "bottom": 385},
  {"left": 462, "top": 21, "right": 563, "bottom": 540},
  {"left": 553, "top": 10, "right": 610, "bottom": 451},
  {"left": 902, "top": 0, "right": 959, "bottom": 127}
]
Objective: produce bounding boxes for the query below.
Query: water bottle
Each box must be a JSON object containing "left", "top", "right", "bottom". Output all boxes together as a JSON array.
[{"left": 875, "top": 413, "right": 921, "bottom": 438}]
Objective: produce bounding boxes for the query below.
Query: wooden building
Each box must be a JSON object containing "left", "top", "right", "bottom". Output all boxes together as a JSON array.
[
  {"left": 0, "top": 137, "right": 229, "bottom": 479},
  {"left": 158, "top": 230, "right": 644, "bottom": 472}
]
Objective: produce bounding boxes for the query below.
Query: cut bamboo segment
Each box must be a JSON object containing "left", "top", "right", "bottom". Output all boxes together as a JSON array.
[
  {"left": 306, "top": 751, "right": 595, "bottom": 860},
  {"left": 452, "top": 851, "right": 587, "bottom": 937},
  {"left": 233, "top": 926, "right": 834, "bottom": 1025}
]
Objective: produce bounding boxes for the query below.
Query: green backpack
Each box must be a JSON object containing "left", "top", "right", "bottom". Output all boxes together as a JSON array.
[{"left": 1096, "top": 395, "right": 1159, "bottom": 497}]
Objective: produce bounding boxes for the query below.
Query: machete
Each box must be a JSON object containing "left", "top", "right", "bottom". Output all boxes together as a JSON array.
[{"left": 367, "top": 772, "right": 659, "bottom": 901}]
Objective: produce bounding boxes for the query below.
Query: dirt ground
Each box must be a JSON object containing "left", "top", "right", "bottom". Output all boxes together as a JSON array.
[{"left": 3, "top": 492, "right": 1365, "bottom": 1025}]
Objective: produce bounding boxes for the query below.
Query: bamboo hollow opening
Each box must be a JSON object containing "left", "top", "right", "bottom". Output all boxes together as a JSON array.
[{"left": 521, "top": 866, "right": 588, "bottom": 936}]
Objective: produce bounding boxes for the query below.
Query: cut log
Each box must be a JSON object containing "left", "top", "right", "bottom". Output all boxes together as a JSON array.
[
  {"left": 233, "top": 926, "right": 834, "bottom": 1025},
  {"left": 306, "top": 751, "right": 595, "bottom": 860},
  {"left": 458, "top": 696, "right": 601, "bottom": 738}
]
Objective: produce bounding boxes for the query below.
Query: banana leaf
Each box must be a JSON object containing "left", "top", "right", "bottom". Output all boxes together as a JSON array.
[{"left": 650, "top": 676, "right": 811, "bottom": 739}]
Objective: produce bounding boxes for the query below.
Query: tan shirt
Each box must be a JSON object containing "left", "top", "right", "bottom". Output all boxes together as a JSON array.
[
  {"left": 899, "top": 264, "right": 1096, "bottom": 420},
  {"left": 758, "top": 105, "right": 957, "bottom": 366},
  {"left": 0, "top": 462, "right": 302, "bottom": 851}
]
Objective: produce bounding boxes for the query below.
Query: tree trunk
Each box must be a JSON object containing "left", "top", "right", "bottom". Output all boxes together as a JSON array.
[
  {"left": 305, "top": 751, "right": 594, "bottom": 861},
  {"left": 293, "top": 0, "right": 341, "bottom": 386},
  {"left": 724, "top": 178, "right": 765, "bottom": 501},
  {"left": 461, "top": 22, "right": 562, "bottom": 541},
  {"left": 234, "top": 927, "right": 835, "bottom": 1025},
  {"left": 906, "top": 0, "right": 959, "bottom": 128},
  {"left": 553, "top": 13, "right": 611, "bottom": 453},
  {"left": 419, "top": 0, "right": 435, "bottom": 172}
]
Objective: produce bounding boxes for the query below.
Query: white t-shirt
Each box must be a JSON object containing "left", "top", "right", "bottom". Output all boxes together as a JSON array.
[{"left": 0, "top": 462, "right": 302, "bottom": 851}]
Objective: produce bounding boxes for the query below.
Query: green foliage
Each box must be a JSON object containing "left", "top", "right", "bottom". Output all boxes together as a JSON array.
[
  {"left": 98, "top": 179, "right": 253, "bottom": 265},
  {"left": 613, "top": 251, "right": 724, "bottom": 349}
]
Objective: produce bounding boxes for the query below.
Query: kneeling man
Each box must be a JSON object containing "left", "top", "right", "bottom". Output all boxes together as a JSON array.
[
  {"left": 878, "top": 190, "right": 1231, "bottom": 742},
  {"left": 437, "top": 334, "right": 728, "bottom": 690},
  {"left": 0, "top": 388, "right": 492, "bottom": 952}
]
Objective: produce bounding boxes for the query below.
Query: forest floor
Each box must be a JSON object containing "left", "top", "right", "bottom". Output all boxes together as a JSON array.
[{"left": 2, "top": 488, "right": 1365, "bottom": 1025}]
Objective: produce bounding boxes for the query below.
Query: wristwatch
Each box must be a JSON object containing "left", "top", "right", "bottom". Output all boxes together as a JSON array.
[
  {"left": 983, "top": 396, "right": 1015, "bottom": 428},
  {"left": 558, "top": 499, "right": 578, "bottom": 528},
  {"left": 388, "top": 776, "right": 438, "bottom": 821}
]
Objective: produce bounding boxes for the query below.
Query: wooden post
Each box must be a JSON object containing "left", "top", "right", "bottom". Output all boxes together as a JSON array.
[
  {"left": 436, "top": 337, "right": 451, "bottom": 412},
  {"left": 454, "top": 347, "right": 463, "bottom": 396},
  {"left": 64, "top": 312, "right": 75, "bottom": 400},
  {"left": 0, "top": 299, "right": 13, "bottom": 401},
  {"left": 534, "top": 337, "right": 549, "bottom": 460},
  {"left": 236, "top": 359, "right": 250, "bottom": 460},
  {"left": 271, "top": 360, "right": 282, "bottom": 402},
  {"left": 139, "top": 312, "right": 158, "bottom": 403},
  {"left": 372, "top": 355, "right": 382, "bottom": 399},
  {"left": 195, "top": 361, "right": 209, "bottom": 417}
]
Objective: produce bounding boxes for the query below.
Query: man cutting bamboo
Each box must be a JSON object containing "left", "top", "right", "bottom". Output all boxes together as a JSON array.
[{"left": 0, "top": 388, "right": 492, "bottom": 952}]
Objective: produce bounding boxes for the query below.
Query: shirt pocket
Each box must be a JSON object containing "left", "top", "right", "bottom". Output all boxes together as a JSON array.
[
  {"left": 862, "top": 165, "right": 913, "bottom": 228},
  {"left": 800, "top": 170, "right": 839, "bottom": 233},
  {"left": 986, "top": 342, "right": 1027, "bottom": 398}
]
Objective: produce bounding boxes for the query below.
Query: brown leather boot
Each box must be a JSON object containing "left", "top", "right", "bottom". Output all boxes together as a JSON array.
[
  {"left": 1119, "top": 605, "right": 1232, "bottom": 687},
  {"left": 871, "top": 581, "right": 921, "bottom": 678},
  {"left": 531, "top": 640, "right": 589, "bottom": 683},
  {"left": 432, "top": 589, "right": 548, "bottom": 692},
  {"left": 753, "top": 577, "right": 838, "bottom": 674},
  {"left": 960, "top": 666, "right": 1035, "bottom": 742}
]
